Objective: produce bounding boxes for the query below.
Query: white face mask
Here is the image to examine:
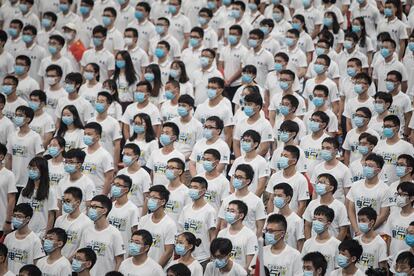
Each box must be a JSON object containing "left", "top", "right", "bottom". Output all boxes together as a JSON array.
[
  {"left": 397, "top": 195, "right": 409, "bottom": 208},
  {"left": 46, "top": 77, "right": 57, "bottom": 86},
  {"left": 124, "top": 37, "right": 133, "bottom": 46},
  {"left": 64, "top": 32, "right": 74, "bottom": 41}
]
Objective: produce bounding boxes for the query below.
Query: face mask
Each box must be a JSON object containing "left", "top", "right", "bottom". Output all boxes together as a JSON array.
[
  {"left": 383, "top": 127, "right": 394, "bottom": 138},
  {"left": 95, "top": 102, "right": 106, "bottom": 113},
  {"left": 83, "top": 135, "right": 94, "bottom": 146},
  {"left": 79, "top": 6, "right": 90, "bottom": 15},
  {"left": 2, "top": 85, "right": 13, "bottom": 95},
  {"left": 102, "top": 16, "right": 112, "bottom": 26},
  {"left": 207, "top": 88, "right": 217, "bottom": 99},
  {"left": 64, "top": 163, "right": 77, "bottom": 174},
  {"left": 122, "top": 155, "right": 134, "bottom": 167},
  {"left": 279, "top": 131, "right": 291, "bottom": 143},
  {"left": 358, "top": 222, "right": 370, "bottom": 233},
  {"left": 14, "top": 65, "right": 25, "bottom": 75},
  {"left": 62, "top": 116, "right": 74, "bottom": 126},
  {"left": 337, "top": 254, "right": 349, "bottom": 268},
  {"left": 175, "top": 244, "right": 188, "bottom": 256},
  {"left": 279, "top": 81, "right": 289, "bottom": 91},
  {"left": 285, "top": 37, "right": 294, "bottom": 47},
  {"left": 241, "top": 141, "right": 253, "bottom": 152},
  {"left": 7, "top": 28, "right": 18, "bottom": 38},
  {"left": 352, "top": 25, "right": 361, "bottom": 33},
  {"left": 316, "top": 47, "right": 325, "bottom": 56},
  {"left": 274, "top": 62, "right": 283, "bottom": 72},
  {"left": 354, "top": 84, "right": 364, "bottom": 94},
  {"left": 248, "top": 39, "right": 258, "bottom": 48},
  {"left": 265, "top": 232, "right": 279, "bottom": 245},
  {"left": 48, "top": 146, "right": 60, "bottom": 158},
  {"left": 385, "top": 81, "right": 395, "bottom": 92},
  {"left": 203, "top": 160, "right": 215, "bottom": 172},
  {"left": 87, "top": 208, "right": 101, "bottom": 222},
  {"left": 380, "top": 48, "right": 390, "bottom": 58},
  {"left": 374, "top": 103, "right": 385, "bottom": 114},
  {"left": 147, "top": 198, "right": 159, "bottom": 212},
  {"left": 276, "top": 156, "right": 289, "bottom": 170},
  {"left": 260, "top": 26, "right": 269, "bottom": 35},
  {"left": 343, "top": 40, "right": 353, "bottom": 49},
  {"left": 241, "top": 74, "right": 253, "bottom": 84},
  {"left": 232, "top": 178, "right": 244, "bottom": 190},
  {"left": 93, "top": 37, "right": 102, "bottom": 47},
  {"left": 228, "top": 35, "right": 238, "bottom": 45},
  {"left": 46, "top": 77, "right": 57, "bottom": 86},
  {"left": 28, "top": 101, "right": 40, "bottom": 111},
  {"left": 28, "top": 169, "right": 40, "bottom": 180},
  {"left": 135, "top": 10, "right": 144, "bottom": 20},
  {"left": 83, "top": 72, "right": 94, "bottom": 81},
  {"left": 302, "top": 0, "right": 311, "bottom": 7},
  {"left": 59, "top": 3, "right": 69, "bottom": 12},
  {"left": 71, "top": 259, "right": 85, "bottom": 273},
  {"left": 19, "top": 3, "right": 29, "bottom": 13},
  {"left": 303, "top": 270, "right": 314, "bottom": 276},
  {"left": 409, "top": 42, "right": 414, "bottom": 52},
  {"left": 177, "top": 106, "right": 188, "bottom": 117},
  {"left": 248, "top": 3, "right": 257, "bottom": 10},
  {"left": 160, "top": 134, "right": 172, "bottom": 146},
  {"left": 48, "top": 45, "right": 58, "bottom": 55},
  {"left": 273, "top": 196, "right": 286, "bottom": 209},
  {"left": 347, "top": 67, "right": 357, "bottom": 77},
  {"left": 214, "top": 258, "right": 228, "bottom": 269},
  {"left": 396, "top": 166, "right": 407, "bottom": 177},
  {"left": 203, "top": 128, "right": 213, "bottom": 140},
  {"left": 353, "top": 116, "right": 365, "bottom": 128},
  {"left": 312, "top": 220, "right": 325, "bottom": 234},
  {"left": 320, "top": 150, "right": 333, "bottom": 161},
  {"left": 229, "top": 9, "right": 241, "bottom": 19},
  {"left": 315, "top": 183, "right": 328, "bottom": 195},
  {"left": 134, "top": 92, "right": 146, "bottom": 103},
  {"left": 323, "top": 17, "right": 333, "bottom": 27},
  {"left": 164, "top": 90, "right": 175, "bottom": 100},
  {"left": 189, "top": 188, "right": 201, "bottom": 200},
  {"left": 144, "top": 73, "right": 155, "bottom": 82},
  {"left": 278, "top": 105, "right": 289, "bottom": 116},
  {"left": 111, "top": 186, "right": 123, "bottom": 198},
  {"left": 165, "top": 169, "right": 176, "bottom": 181},
  {"left": 308, "top": 121, "right": 320, "bottom": 132},
  {"left": 63, "top": 202, "right": 75, "bottom": 214},
  {"left": 405, "top": 234, "right": 414, "bottom": 247},
  {"left": 313, "top": 64, "right": 325, "bottom": 75},
  {"left": 64, "top": 83, "right": 76, "bottom": 94},
  {"left": 12, "top": 217, "right": 25, "bottom": 230},
  {"left": 291, "top": 23, "right": 301, "bottom": 30},
  {"left": 312, "top": 97, "right": 324, "bottom": 107},
  {"left": 207, "top": 1, "right": 216, "bottom": 9},
  {"left": 169, "top": 69, "right": 180, "bottom": 79},
  {"left": 272, "top": 13, "right": 283, "bottom": 22},
  {"left": 396, "top": 195, "right": 409, "bottom": 208},
  {"left": 43, "top": 239, "right": 55, "bottom": 253},
  {"left": 225, "top": 211, "right": 238, "bottom": 224},
  {"left": 133, "top": 124, "right": 145, "bottom": 134},
  {"left": 200, "top": 57, "right": 210, "bottom": 68},
  {"left": 358, "top": 145, "right": 369, "bottom": 155},
  {"left": 362, "top": 166, "right": 375, "bottom": 179},
  {"left": 124, "top": 37, "right": 134, "bottom": 46},
  {"left": 115, "top": 60, "right": 126, "bottom": 69},
  {"left": 168, "top": 5, "right": 177, "bottom": 14},
  {"left": 128, "top": 242, "right": 142, "bottom": 256},
  {"left": 384, "top": 8, "right": 393, "bottom": 17}
]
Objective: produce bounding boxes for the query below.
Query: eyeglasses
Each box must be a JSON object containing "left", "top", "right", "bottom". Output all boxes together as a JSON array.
[
  {"left": 203, "top": 125, "right": 217, "bottom": 130},
  {"left": 89, "top": 205, "right": 104, "bottom": 210},
  {"left": 233, "top": 174, "right": 247, "bottom": 180},
  {"left": 146, "top": 196, "right": 162, "bottom": 200}
]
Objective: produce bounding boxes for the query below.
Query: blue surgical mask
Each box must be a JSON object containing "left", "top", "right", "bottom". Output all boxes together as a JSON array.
[
  {"left": 79, "top": 6, "right": 90, "bottom": 15},
  {"left": 198, "top": 16, "right": 208, "bottom": 25},
  {"left": 383, "top": 127, "right": 394, "bottom": 138},
  {"left": 200, "top": 57, "right": 210, "bottom": 68},
  {"left": 133, "top": 124, "right": 145, "bottom": 134},
  {"left": 207, "top": 88, "right": 217, "bottom": 99},
  {"left": 214, "top": 258, "right": 228, "bottom": 269},
  {"left": 362, "top": 166, "right": 376, "bottom": 179},
  {"left": 352, "top": 25, "right": 361, "bottom": 33},
  {"left": 14, "top": 65, "right": 25, "bottom": 75},
  {"left": 229, "top": 9, "right": 241, "bottom": 18},
  {"left": 2, "top": 85, "right": 13, "bottom": 95},
  {"left": 48, "top": 146, "right": 60, "bottom": 158},
  {"left": 243, "top": 106, "right": 255, "bottom": 117},
  {"left": 155, "top": 25, "right": 164, "bottom": 34},
  {"left": 22, "top": 34, "right": 33, "bottom": 43},
  {"left": 278, "top": 105, "right": 289, "bottom": 116},
  {"left": 273, "top": 196, "right": 286, "bottom": 209},
  {"left": 203, "top": 160, "right": 215, "bottom": 172},
  {"left": 358, "top": 145, "right": 369, "bottom": 155},
  {"left": 312, "top": 97, "right": 324, "bottom": 107},
  {"left": 175, "top": 244, "right": 188, "bottom": 256},
  {"left": 128, "top": 242, "right": 142, "bottom": 256},
  {"left": 164, "top": 90, "right": 175, "bottom": 100},
  {"left": 315, "top": 47, "right": 325, "bottom": 56},
  {"left": 165, "top": 169, "right": 176, "bottom": 181},
  {"left": 315, "top": 183, "right": 327, "bottom": 195},
  {"left": 64, "top": 163, "right": 77, "bottom": 174},
  {"left": 409, "top": 42, "right": 414, "bottom": 52},
  {"left": 48, "top": 45, "right": 58, "bottom": 55},
  {"left": 135, "top": 10, "right": 144, "bottom": 20},
  {"left": 147, "top": 198, "right": 159, "bottom": 212},
  {"left": 405, "top": 234, "right": 414, "bottom": 247},
  {"left": 358, "top": 222, "right": 370, "bottom": 234},
  {"left": 385, "top": 81, "right": 395, "bottom": 92},
  {"left": 83, "top": 135, "right": 94, "bottom": 146},
  {"left": 264, "top": 232, "right": 278, "bottom": 245},
  {"left": 274, "top": 62, "right": 283, "bottom": 72},
  {"left": 169, "top": 69, "right": 180, "bottom": 79},
  {"left": 279, "top": 131, "right": 291, "bottom": 143},
  {"left": 320, "top": 149, "right": 333, "bottom": 161},
  {"left": 291, "top": 22, "right": 301, "bottom": 30},
  {"left": 374, "top": 103, "right": 385, "bottom": 114},
  {"left": 302, "top": 0, "right": 311, "bottom": 7},
  {"left": 144, "top": 73, "right": 155, "bottom": 82},
  {"left": 122, "top": 155, "right": 134, "bottom": 166},
  {"left": 353, "top": 116, "right": 365, "bottom": 128},
  {"left": 276, "top": 156, "right": 289, "bottom": 170},
  {"left": 347, "top": 67, "right": 357, "bottom": 77},
  {"left": 285, "top": 37, "right": 294, "bottom": 46},
  {"left": 313, "top": 64, "right": 325, "bottom": 75},
  {"left": 87, "top": 208, "right": 100, "bottom": 222},
  {"left": 203, "top": 128, "right": 213, "bottom": 140},
  {"left": 83, "top": 72, "right": 94, "bottom": 81},
  {"left": 260, "top": 26, "right": 269, "bottom": 35},
  {"left": 154, "top": 48, "right": 165, "bottom": 58},
  {"left": 177, "top": 106, "right": 188, "bottom": 117},
  {"left": 168, "top": 5, "right": 177, "bottom": 14},
  {"left": 228, "top": 35, "right": 238, "bottom": 45},
  {"left": 384, "top": 8, "right": 393, "bottom": 17},
  {"left": 72, "top": 259, "right": 84, "bottom": 273},
  {"left": 232, "top": 178, "right": 244, "bottom": 190},
  {"left": 160, "top": 134, "right": 172, "bottom": 146},
  {"left": 62, "top": 116, "right": 74, "bottom": 126},
  {"left": 207, "top": 1, "right": 216, "bottom": 9},
  {"left": 92, "top": 37, "right": 102, "bottom": 47},
  {"left": 116, "top": 60, "right": 126, "bottom": 69},
  {"left": 95, "top": 102, "right": 106, "bottom": 113},
  {"left": 354, "top": 84, "right": 364, "bottom": 94},
  {"left": 224, "top": 211, "right": 238, "bottom": 224},
  {"left": 323, "top": 17, "right": 333, "bottom": 27},
  {"left": 396, "top": 166, "right": 407, "bottom": 177},
  {"left": 248, "top": 39, "right": 258, "bottom": 48},
  {"left": 59, "top": 3, "right": 69, "bottom": 12},
  {"left": 272, "top": 13, "right": 283, "bottom": 22},
  {"left": 303, "top": 270, "right": 314, "bottom": 276},
  {"left": 241, "top": 141, "right": 252, "bottom": 152},
  {"left": 380, "top": 47, "right": 390, "bottom": 58},
  {"left": 189, "top": 188, "right": 201, "bottom": 200},
  {"left": 337, "top": 254, "right": 349, "bottom": 268},
  {"left": 12, "top": 217, "right": 25, "bottom": 230},
  {"left": 343, "top": 40, "right": 353, "bottom": 49},
  {"left": 279, "top": 81, "right": 289, "bottom": 91},
  {"left": 134, "top": 92, "right": 146, "bottom": 103},
  {"left": 28, "top": 169, "right": 40, "bottom": 180},
  {"left": 43, "top": 239, "right": 55, "bottom": 253},
  {"left": 7, "top": 28, "right": 17, "bottom": 37},
  {"left": 111, "top": 186, "right": 123, "bottom": 198},
  {"left": 64, "top": 83, "right": 76, "bottom": 94},
  {"left": 308, "top": 121, "right": 320, "bottom": 132},
  {"left": 102, "top": 16, "right": 111, "bottom": 26},
  {"left": 28, "top": 101, "right": 40, "bottom": 111},
  {"left": 190, "top": 38, "right": 200, "bottom": 48},
  {"left": 241, "top": 74, "right": 253, "bottom": 83},
  {"left": 63, "top": 202, "right": 75, "bottom": 214},
  {"left": 312, "top": 220, "right": 325, "bottom": 234}
]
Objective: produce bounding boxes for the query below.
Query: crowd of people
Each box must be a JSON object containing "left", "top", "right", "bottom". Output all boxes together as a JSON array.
[{"left": 1, "top": 0, "right": 414, "bottom": 275}]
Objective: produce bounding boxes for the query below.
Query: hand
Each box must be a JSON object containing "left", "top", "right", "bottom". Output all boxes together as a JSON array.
[{"left": 353, "top": 230, "right": 362, "bottom": 237}]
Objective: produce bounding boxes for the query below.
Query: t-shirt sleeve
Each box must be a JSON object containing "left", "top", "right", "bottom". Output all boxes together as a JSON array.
[
  {"left": 303, "top": 204, "right": 313, "bottom": 222},
  {"left": 102, "top": 152, "right": 114, "bottom": 172},
  {"left": 47, "top": 190, "right": 59, "bottom": 211},
  {"left": 343, "top": 168, "right": 353, "bottom": 188},
  {"left": 34, "top": 134, "right": 44, "bottom": 154},
  {"left": 7, "top": 173, "right": 17, "bottom": 194},
  {"left": 113, "top": 230, "right": 126, "bottom": 256},
  {"left": 255, "top": 199, "right": 267, "bottom": 220},
  {"left": 296, "top": 218, "right": 305, "bottom": 240},
  {"left": 33, "top": 236, "right": 46, "bottom": 260},
  {"left": 165, "top": 221, "right": 178, "bottom": 245},
  {"left": 246, "top": 233, "right": 258, "bottom": 255},
  {"left": 297, "top": 176, "right": 310, "bottom": 201}
]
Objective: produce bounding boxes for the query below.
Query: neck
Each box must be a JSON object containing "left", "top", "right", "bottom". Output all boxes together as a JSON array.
[
  {"left": 271, "top": 240, "right": 286, "bottom": 251},
  {"left": 283, "top": 166, "right": 296, "bottom": 177},
  {"left": 7, "top": 93, "right": 17, "bottom": 102},
  {"left": 0, "top": 263, "right": 8, "bottom": 274},
  {"left": 168, "top": 179, "right": 181, "bottom": 188},
  {"left": 180, "top": 114, "right": 191, "bottom": 123},
  {"left": 202, "top": 65, "right": 212, "bottom": 72},
  {"left": 94, "top": 217, "right": 109, "bottom": 230},
  {"left": 325, "top": 158, "right": 338, "bottom": 166},
  {"left": 245, "top": 150, "right": 257, "bottom": 159},
  {"left": 279, "top": 206, "right": 292, "bottom": 216},
  {"left": 34, "top": 108, "right": 44, "bottom": 116},
  {"left": 230, "top": 221, "right": 243, "bottom": 231},
  {"left": 254, "top": 46, "right": 261, "bottom": 53},
  {"left": 317, "top": 230, "right": 330, "bottom": 240},
  {"left": 357, "top": 125, "right": 368, "bottom": 132},
  {"left": 137, "top": 100, "right": 149, "bottom": 108},
  {"left": 365, "top": 176, "right": 379, "bottom": 185},
  {"left": 68, "top": 92, "right": 78, "bottom": 100},
  {"left": 206, "top": 169, "right": 219, "bottom": 178},
  {"left": 206, "top": 136, "right": 219, "bottom": 144},
  {"left": 320, "top": 193, "right": 334, "bottom": 204},
  {"left": 79, "top": 270, "right": 90, "bottom": 276},
  {"left": 127, "top": 162, "right": 140, "bottom": 172},
  {"left": 68, "top": 209, "right": 81, "bottom": 219},
  {"left": 115, "top": 196, "right": 128, "bottom": 206},
  {"left": 17, "top": 225, "right": 30, "bottom": 235},
  {"left": 88, "top": 142, "right": 100, "bottom": 152},
  {"left": 69, "top": 171, "right": 82, "bottom": 181},
  {"left": 249, "top": 113, "right": 260, "bottom": 122},
  {"left": 387, "top": 135, "right": 399, "bottom": 143},
  {"left": 162, "top": 144, "right": 174, "bottom": 153},
  {"left": 401, "top": 204, "right": 414, "bottom": 214},
  {"left": 152, "top": 208, "right": 165, "bottom": 219},
  {"left": 95, "top": 45, "right": 104, "bottom": 51},
  {"left": 18, "top": 73, "right": 28, "bottom": 79},
  {"left": 315, "top": 74, "right": 326, "bottom": 81},
  {"left": 357, "top": 92, "right": 369, "bottom": 100},
  {"left": 18, "top": 124, "right": 31, "bottom": 134},
  {"left": 343, "top": 264, "right": 358, "bottom": 274},
  {"left": 235, "top": 187, "right": 249, "bottom": 197},
  {"left": 127, "top": 43, "right": 136, "bottom": 50},
  {"left": 385, "top": 55, "right": 393, "bottom": 62},
  {"left": 48, "top": 249, "right": 62, "bottom": 261},
  {"left": 193, "top": 198, "right": 206, "bottom": 208},
  {"left": 288, "top": 44, "right": 296, "bottom": 51},
  {"left": 96, "top": 111, "right": 108, "bottom": 120},
  {"left": 312, "top": 130, "right": 324, "bottom": 139},
  {"left": 400, "top": 175, "right": 412, "bottom": 182},
  {"left": 132, "top": 254, "right": 147, "bottom": 265}
]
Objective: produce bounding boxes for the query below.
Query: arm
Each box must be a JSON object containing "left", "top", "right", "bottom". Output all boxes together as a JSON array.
[
  {"left": 114, "top": 255, "right": 124, "bottom": 271},
  {"left": 209, "top": 227, "right": 217, "bottom": 242},
  {"left": 304, "top": 221, "right": 312, "bottom": 240},
  {"left": 43, "top": 132, "right": 53, "bottom": 149},
  {"left": 399, "top": 39, "right": 406, "bottom": 60},
  {"left": 57, "top": 199, "right": 62, "bottom": 217},
  {"left": 310, "top": 25, "right": 321, "bottom": 39},
  {"left": 269, "top": 110, "right": 276, "bottom": 128},
  {"left": 233, "top": 139, "right": 241, "bottom": 158},
  {"left": 266, "top": 193, "right": 275, "bottom": 214},
  {"left": 113, "top": 139, "right": 121, "bottom": 174},
  {"left": 246, "top": 255, "right": 254, "bottom": 272},
  {"left": 255, "top": 219, "right": 265, "bottom": 238},
  {"left": 347, "top": 200, "right": 359, "bottom": 235},
  {"left": 2, "top": 193, "right": 16, "bottom": 235},
  {"left": 122, "top": 123, "right": 130, "bottom": 141},
  {"left": 336, "top": 226, "right": 348, "bottom": 241},
  {"left": 182, "top": 33, "right": 190, "bottom": 50},
  {"left": 102, "top": 170, "right": 114, "bottom": 195},
  {"left": 47, "top": 210, "right": 55, "bottom": 231},
  {"left": 405, "top": 111, "right": 413, "bottom": 137},
  {"left": 297, "top": 67, "right": 307, "bottom": 79},
  {"left": 296, "top": 239, "right": 304, "bottom": 252},
  {"left": 224, "top": 126, "right": 233, "bottom": 148},
  {"left": 332, "top": 101, "right": 340, "bottom": 118},
  {"left": 159, "top": 244, "right": 174, "bottom": 267},
  {"left": 306, "top": 52, "right": 313, "bottom": 65},
  {"left": 374, "top": 207, "right": 390, "bottom": 230},
  {"left": 296, "top": 200, "right": 306, "bottom": 217},
  {"left": 257, "top": 142, "right": 270, "bottom": 157},
  {"left": 402, "top": 80, "right": 408, "bottom": 92},
  {"left": 5, "top": 154, "right": 11, "bottom": 170},
  {"left": 255, "top": 177, "right": 267, "bottom": 198},
  {"left": 189, "top": 161, "right": 197, "bottom": 177},
  {"left": 343, "top": 150, "right": 350, "bottom": 166},
  {"left": 346, "top": 117, "right": 352, "bottom": 133}
]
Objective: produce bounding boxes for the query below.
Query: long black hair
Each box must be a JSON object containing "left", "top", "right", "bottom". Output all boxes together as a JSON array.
[
  {"left": 22, "top": 157, "right": 50, "bottom": 201},
  {"left": 103, "top": 79, "right": 120, "bottom": 103},
  {"left": 129, "top": 113, "right": 156, "bottom": 143},
  {"left": 168, "top": 60, "right": 190, "bottom": 84},
  {"left": 145, "top": 64, "right": 162, "bottom": 97},
  {"left": 57, "top": 105, "right": 84, "bottom": 137},
  {"left": 293, "top": 14, "right": 308, "bottom": 34},
  {"left": 85, "top": 62, "right": 100, "bottom": 82},
  {"left": 351, "top": 17, "right": 368, "bottom": 48},
  {"left": 113, "top": 50, "right": 137, "bottom": 86},
  {"left": 322, "top": 11, "right": 340, "bottom": 34}
]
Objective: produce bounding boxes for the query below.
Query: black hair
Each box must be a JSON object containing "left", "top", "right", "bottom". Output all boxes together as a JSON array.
[
  {"left": 148, "top": 185, "right": 170, "bottom": 205},
  {"left": 169, "top": 60, "right": 190, "bottom": 83},
  {"left": 77, "top": 247, "right": 97, "bottom": 269},
  {"left": 129, "top": 113, "right": 156, "bottom": 143},
  {"left": 19, "top": 264, "right": 41, "bottom": 276},
  {"left": 281, "top": 94, "right": 299, "bottom": 112},
  {"left": 398, "top": 154, "right": 414, "bottom": 175},
  {"left": 46, "top": 64, "right": 63, "bottom": 77},
  {"left": 302, "top": 252, "right": 327, "bottom": 276},
  {"left": 396, "top": 251, "right": 414, "bottom": 268},
  {"left": 229, "top": 199, "right": 248, "bottom": 220},
  {"left": 314, "top": 84, "right": 329, "bottom": 97},
  {"left": 168, "top": 157, "right": 185, "bottom": 172},
  {"left": 354, "top": 72, "right": 372, "bottom": 85},
  {"left": 14, "top": 203, "right": 33, "bottom": 218},
  {"left": 273, "top": 182, "right": 293, "bottom": 199},
  {"left": 64, "top": 186, "right": 83, "bottom": 202},
  {"left": 145, "top": 64, "right": 162, "bottom": 97},
  {"left": 280, "top": 120, "right": 299, "bottom": 138},
  {"left": 132, "top": 229, "right": 153, "bottom": 247},
  {"left": 357, "top": 206, "right": 377, "bottom": 222},
  {"left": 123, "top": 143, "right": 141, "bottom": 157},
  {"left": 22, "top": 24, "right": 37, "bottom": 36},
  {"left": 314, "top": 205, "right": 335, "bottom": 222},
  {"left": 204, "top": 148, "right": 221, "bottom": 161},
  {"left": 365, "top": 153, "right": 385, "bottom": 169},
  {"left": 166, "top": 263, "right": 191, "bottom": 276},
  {"left": 91, "top": 195, "right": 112, "bottom": 216},
  {"left": 250, "top": 28, "right": 264, "bottom": 40},
  {"left": 358, "top": 132, "right": 378, "bottom": 147},
  {"left": 0, "top": 243, "right": 7, "bottom": 258},
  {"left": 206, "top": 116, "right": 224, "bottom": 134},
  {"left": 322, "top": 137, "right": 339, "bottom": 150},
  {"left": 267, "top": 213, "right": 287, "bottom": 231},
  {"left": 64, "top": 148, "right": 86, "bottom": 164},
  {"left": 284, "top": 145, "right": 300, "bottom": 161},
  {"left": 16, "top": 55, "right": 31, "bottom": 67},
  {"left": 235, "top": 164, "right": 254, "bottom": 182},
  {"left": 338, "top": 239, "right": 363, "bottom": 262},
  {"left": 113, "top": 51, "right": 137, "bottom": 86},
  {"left": 114, "top": 174, "right": 132, "bottom": 191},
  {"left": 46, "top": 227, "right": 68, "bottom": 246},
  {"left": 244, "top": 87, "right": 263, "bottom": 108},
  {"left": 374, "top": 92, "right": 393, "bottom": 108},
  {"left": 317, "top": 173, "right": 338, "bottom": 194},
  {"left": 163, "top": 122, "right": 180, "bottom": 137},
  {"left": 322, "top": 11, "right": 340, "bottom": 34},
  {"left": 229, "top": 24, "right": 243, "bottom": 35},
  {"left": 29, "top": 89, "right": 46, "bottom": 103},
  {"left": 316, "top": 54, "right": 331, "bottom": 67},
  {"left": 92, "top": 25, "right": 107, "bottom": 37},
  {"left": 210, "top": 237, "right": 233, "bottom": 255},
  {"left": 208, "top": 77, "right": 225, "bottom": 89},
  {"left": 179, "top": 232, "right": 202, "bottom": 252},
  {"left": 191, "top": 176, "right": 208, "bottom": 189},
  {"left": 84, "top": 122, "right": 102, "bottom": 137},
  {"left": 384, "top": 114, "right": 401, "bottom": 127},
  {"left": 397, "top": 181, "right": 414, "bottom": 197},
  {"left": 97, "top": 91, "right": 113, "bottom": 105},
  {"left": 178, "top": 94, "right": 195, "bottom": 108},
  {"left": 0, "top": 143, "right": 6, "bottom": 157},
  {"left": 49, "top": 34, "right": 65, "bottom": 46},
  {"left": 242, "top": 129, "right": 261, "bottom": 148},
  {"left": 16, "top": 105, "right": 34, "bottom": 123},
  {"left": 22, "top": 157, "right": 50, "bottom": 201},
  {"left": 312, "top": 111, "right": 330, "bottom": 127}
]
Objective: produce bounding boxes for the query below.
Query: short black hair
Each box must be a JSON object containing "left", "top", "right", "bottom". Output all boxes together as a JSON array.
[
  {"left": 396, "top": 251, "right": 414, "bottom": 268},
  {"left": 384, "top": 114, "right": 400, "bottom": 127},
  {"left": 19, "top": 264, "right": 42, "bottom": 276},
  {"left": 64, "top": 148, "right": 86, "bottom": 164},
  {"left": 338, "top": 239, "right": 363, "bottom": 262},
  {"left": 123, "top": 143, "right": 141, "bottom": 157},
  {"left": 163, "top": 122, "right": 179, "bottom": 137},
  {"left": 64, "top": 186, "right": 83, "bottom": 202},
  {"left": 91, "top": 195, "right": 112, "bottom": 216},
  {"left": 149, "top": 185, "right": 170, "bottom": 204},
  {"left": 16, "top": 105, "right": 34, "bottom": 123},
  {"left": 210, "top": 237, "right": 232, "bottom": 255},
  {"left": 178, "top": 94, "right": 195, "bottom": 108},
  {"left": 30, "top": 89, "right": 47, "bottom": 103},
  {"left": 314, "top": 205, "right": 335, "bottom": 222},
  {"left": 312, "top": 111, "right": 330, "bottom": 126},
  {"left": 77, "top": 247, "right": 97, "bottom": 269},
  {"left": 302, "top": 252, "right": 327, "bottom": 276},
  {"left": 203, "top": 148, "right": 220, "bottom": 160},
  {"left": 84, "top": 122, "right": 102, "bottom": 137},
  {"left": 14, "top": 203, "right": 33, "bottom": 218},
  {"left": 229, "top": 200, "right": 248, "bottom": 220},
  {"left": 317, "top": 173, "right": 338, "bottom": 194},
  {"left": 206, "top": 116, "right": 224, "bottom": 133},
  {"left": 267, "top": 213, "right": 287, "bottom": 231},
  {"left": 365, "top": 153, "right": 385, "bottom": 169},
  {"left": 114, "top": 174, "right": 132, "bottom": 190},
  {"left": 235, "top": 164, "right": 254, "bottom": 183},
  {"left": 46, "top": 227, "right": 68, "bottom": 246},
  {"left": 191, "top": 176, "right": 208, "bottom": 189},
  {"left": 284, "top": 145, "right": 300, "bottom": 161},
  {"left": 166, "top": 263, "right": 191, "bottom": 276},
  {"left": 322, "top": 137, "right": 339, "bottom": 150},
  {"left": 168, "top": 157, "right": 185, "bottom": 171},
  {"left": 273, "top": 183, "right": 293, "bottom": 199},
  {"left": 357, "top": 206, "right": 377, "bottom": 222},
  {"left": 242, "top": 129, "right": 261, "bottom": 147},
  {"left": 132, "top": 229, "right": 153, "bottom": 247},
  {"left": 398, "top": 154, "right": 414, "bottom": 175},
  {"left": 358, "top": 132, "right": 378, "bottom": 147},
  {"left": 0, "top": 143, "right": 7, "bottom": 157},
  {"left": 0, "top": 243, "right": 7, "bottom": 258}
]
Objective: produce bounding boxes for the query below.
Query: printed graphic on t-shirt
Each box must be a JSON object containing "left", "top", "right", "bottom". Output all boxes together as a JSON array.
[
  {"left": 267, "top": 264, "right": 287, "bottom": 276},
  {"left": 12, "top": 144, "right": 28, "bottom": 157},
  {"left": 87, "top": 241, "right": 107, "bottom": 256},
  {"left": 8, "top": 248, "right": 29, "bottom": 265},
  {"left": 82, "top": 163, "right": 97, "bottom": 175},
  {"left": 356, "top": 196, "right": 377, "bottom": 209},
  {"left": 183, "top": 218, "right": 202, "bottom": 234},
  {"left": 108, "top": 216, "right": 127, "bottom": 231}
]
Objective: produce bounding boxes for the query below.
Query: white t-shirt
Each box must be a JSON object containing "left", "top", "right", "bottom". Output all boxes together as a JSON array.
[
  {"left": 178, "top": 203, "right": 217, "bottom": 262},
  {"left": 265, "top": 212, "right": 305, "bottom": 250},
  {"left": 354, "top": 234, "right": 388, "bottom": 271},
  {"left": 303, "top": 198, "right": 350, "bottom": 238},
  {"left": 266, "top": 171, "right": 310, "bottom": 213},
  {"left": 119, "top": 256, "right": 164, "bottom": 276},
  {"left": 218, "top": 192, "right": 267, "bottom": 234},
  {"left": 45, "top": 87, "right": 66, "bottom": 122},
  {"left": 17, "top": 189, "right": 58, "bottom": 237},
  {"left": 204, "top": 260, "right": 247, "bottom": 276},
  {"left": 4, "top": 231, "right": 45, "bottom": 274},
  {"left": 54, "top": 213, "right": 93, "bottom": 258},
  {"left": 330, "top": 268, "right": 365, "bottom": 276},
  {"left": 79, "top": 224, "right": 126, "bottom": 276},
  {"left": 0, "top": 167, "right": 17, "bottom": 231},
  {"left": 0, "top": 116, "right": 14, "bottom": 146},
  {"left": 171, "top": 117, "right": 204, "bottom": 158},
  {"left": 302, "top": 236, "right": 341, "bottom": 274},
  {"left": 147, "top": 148, "right": 185, "bottom": 187},
  {"left": 384, "top": 209, "right": 414, "bottom": 259},
  {"left": 166, "top": 259, "right": 203, "bottom": 276},
  {"left": 82, "top": 146, "right": 114, "bottom": 194},
  {"left": 165, "top": 184, "right": 191, "bottom": 223},
  {"left": 138, "top": 213, "right": 177, "bottom": 263},
  {"left": 194, "top": 98, "right": 234, "bottom": 127},
  {"left": 350, "top": 159, "right": 365, "bottom": 183},
  {"left": 126, "top": 138, "right": 159, "bottom": 167},
  {"left": 108, "top": 200, "right": 140, "bottom": 248},
  {"left": 87, "top": 115, "right": 122, "bottom": 156},
  {"left": 117, "top": 167, "right": 151, "bottom": 209},
  {"left": 189, "top": 138, "right": 230, "bottom": 175},
  {"left": 55, "top": 95, "right": 94, "bottom": 124},
  {"left": 299, "top": 133, "right": 330, "bottom": 173},
  {"left": 57, "top": 174, "right": 96, "bottom": 213},
  {"left": 217, "top": 226, "right": 258, "bottom": 268},
  {"left": 48, "top": 160, "right": 66, "bottom": 195},
  {"left": 79, "top": 82, "right": 103, "bottom": 106},
  {"left": 62, "top": 128, "right": 85, "bottom": 151},
  {"left": 36, "top": 255, "right": 72, "bottom": 276},
  {"left": 200, "top": 172, "right": 230, "bottom": 214},
  {"left": 6, "top": 130, "right": 44, "bottom": 187}
]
